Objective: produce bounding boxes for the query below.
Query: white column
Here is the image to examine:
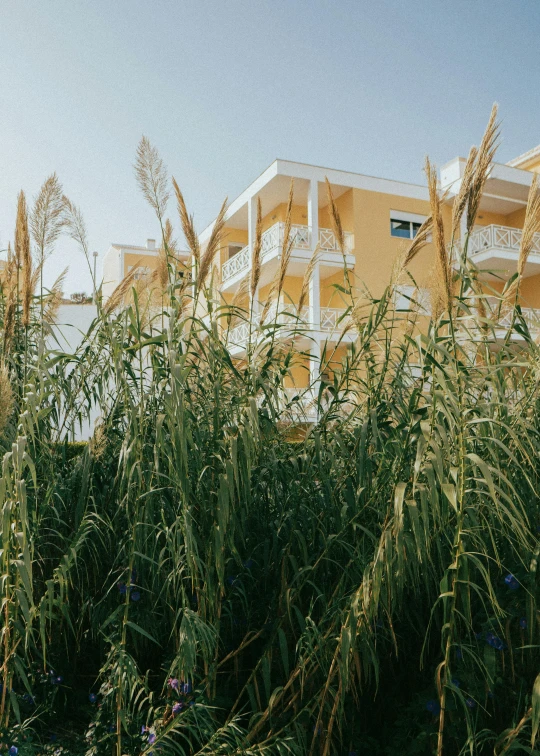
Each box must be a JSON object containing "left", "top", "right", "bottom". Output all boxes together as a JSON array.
[
  {"left": 307, "top": 180, "right": 320, "bottom": 331},
  {"left": 307, "top": 179, "right": 321, "bottom": 403}
]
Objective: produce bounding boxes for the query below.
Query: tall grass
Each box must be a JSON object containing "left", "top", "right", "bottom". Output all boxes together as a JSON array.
[{"left": 0, "top": 111, "right": 540, "bottom": 756}]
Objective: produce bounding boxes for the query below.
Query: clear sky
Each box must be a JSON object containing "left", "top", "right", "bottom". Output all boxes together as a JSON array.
[{"left": 1, "top": 0, "right": 539, "bottom": 295}]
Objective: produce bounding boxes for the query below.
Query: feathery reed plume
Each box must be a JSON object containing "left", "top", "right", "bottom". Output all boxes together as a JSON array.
[
  {"left": 104, "top": 264, "right": 141, "bottom": 314},
  {"left": 451, "top": 146, "right": 478, "bottom": 241},
  {"left": 0, "top": 364, "right": 13, "bottom": 437},
  {"left": 250, "top": 197, "right": 262, "bottom": 302},
  {"left": 43, "top": 267, "right": 68, "bottom": 324},
  {"left": 62, "top": 196, "right": 95, "bottom": 283},
  {"left": 15, "top": 191, "right": 33, "bottom": 327},
  {"left": 504, "top": 173, "right": 540, "bottom": 305},
  {"left": 158, "top": 218, "right": 176, "bottom": 288},
  {"left": 3, "top": 244, "right": 17, "bottom": 350},
  {"left": 425, "top": 157, "right": 452, "bottom": 315},
  {"left": 172, "top": 178, "right": 200, "bottom": 264},
  {"left": 298, "top": 245, "right": 320, "bottom": 312},
  {"left": 198, "top": 198, "right": 227, "bottom": 286},
  {"left": 403, "top": 215, "right": 433, "bottom": 267},
  {"left": 135, "top": 136, "right": 170, "bottom": 222},
  {"left": 31, "top": 173, "right": 65, "bottom": 265},
  {"left": 325, "top": 178, "right": 345, "bottom": 252},
  {"left": 466, "top": 104, "right": 499, "bottom": 232}
]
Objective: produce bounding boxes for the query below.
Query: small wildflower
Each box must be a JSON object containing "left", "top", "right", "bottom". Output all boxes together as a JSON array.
[
  {"left": 426, "top": 699, "right": 440, "bottom": 714},
  {"left": 56, "top": 676, "right": 63, "bottom": 684},
  {"left": 182, "top": 680, "right": 192, "bottom": 694},
  {"left": 131, "top": 591, "right": 141, "bottom": 602},
  {"left": 141, "top": 726, "right": 148, "bottom": 735},
  {"left": 520, "top": 617, "right": 527, "bottom": 630},
  {"left": 451, "top": 677, "right": 460, "bottom": 688},
  {"left": 466, "top": 697, "right": 476, "bottom": 708},
  {"left": 9, "top": 747, "right": 18, "bottom": 756},
  {"left": 168, "top": 678, "right": 179, "bottom": 691},
  {"left": 117, "top": 582, "right": 127, "bottom": 595},
  {"left": 172, "top": 702, "right": 183, "bottom": 715},
  {"left": 243, "top": 559, "right": 254, "bottom": 569},
  {"left": 504, "top": 574, "right": 519, "bottom": 591},
  {"left": 89, "top": 693, "right": 97, "bottom": 703},
  {"left": 148, "top": 733, "right": 156, "bottom": 745}
]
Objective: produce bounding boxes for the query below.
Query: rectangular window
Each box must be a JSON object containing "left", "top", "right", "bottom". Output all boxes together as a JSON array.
[{"left": 390, "top": 211, "right": 427, "bottom": 239}]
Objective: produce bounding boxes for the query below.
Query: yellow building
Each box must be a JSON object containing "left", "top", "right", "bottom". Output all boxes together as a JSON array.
[{"left": 103, "top": 150, "right": 540, "bottom": 403}]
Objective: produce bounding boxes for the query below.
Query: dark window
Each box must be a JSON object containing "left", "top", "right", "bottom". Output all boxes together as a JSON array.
[
  {"left": 390, "top": 219, "right": 412, "bottom": 238},
  {"left": 390, "top": 218, "right": 424, "bottom": 239}
]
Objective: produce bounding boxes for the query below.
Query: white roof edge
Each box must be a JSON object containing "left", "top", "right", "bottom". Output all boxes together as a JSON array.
[
  {"left": 108, "top": 243, "right": 189, "bottom": 257},
  {"left": 199, "top": 158, "right": 429, "bottom": 243},
  {"left": 507, "top": 144, "right": 540, "bottom": 168}
]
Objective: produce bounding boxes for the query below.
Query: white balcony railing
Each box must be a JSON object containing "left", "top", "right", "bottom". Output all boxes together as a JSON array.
[
  {"left": 455, "top": 224, "right": 540, "bottom": 258},
  {"left": 221, "top": 223, "right": 354, "bottom": 284},
  {"left": 228, "top": 306, "right": 352, "bottom": 349}
]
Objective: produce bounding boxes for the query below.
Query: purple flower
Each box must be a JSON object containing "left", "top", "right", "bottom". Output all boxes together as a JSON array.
[
  {"left": 172, "top": 702, "right": 183, "bottom": 715},
  {"left": 168, "top": 678, "right": 179, "bottom": 691},
  {"left": 486, "top": 632, "right": 505, "bottom": 650},
  {"left": 89, "top": 693, "right": 97, "bottom": 703},
  {"left": 141, "top": 726, "right": 147, "bottom": 735},
  {"left": 465, "top": 697, "right": 476, "bottom": 708},
  {"left": 182, "top": 680, "right": 192, "bottom": 694},
  {"left": 520, "top": 617, "right": 527, "bottom": 629},
  {"left": 504, "top": 574, "right": 519, "bottom": 591},
  {"left": 56, "top": 676, "right": 63, "bottom": 684},
  {"left": 148, "top": 733, "right": 156, "bottom": 745},
  {"left": 118, "top": 582, "right": 127, "bottom": 595},
  {"left": 243, "top": 559, "right": 254, "bottom": 569},
  {"left": 426, "top": 699, "right": 440, "bottom": 714},
  {"left": 451, "top": 677, "right": 460, "bottom": 688},
  {"left": 9, "top": 747, "right": 18, "bottom": 756},
  {"left": 131, "top": 591, "right": 141, "bottom": 602}
]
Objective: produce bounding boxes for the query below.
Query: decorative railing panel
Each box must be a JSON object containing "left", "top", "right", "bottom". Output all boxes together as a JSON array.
[
  {"left": 455, "top": 224, "right": 540, "bottom": 258},
  {"left": 319, "top": 307, "right": 352, "bottom": 331},
  {"left": 222, "top": 223, "right": 354, "bottom": 283},
  {"left": 221, "top": 244, "right": 250, "bottom": 282}
]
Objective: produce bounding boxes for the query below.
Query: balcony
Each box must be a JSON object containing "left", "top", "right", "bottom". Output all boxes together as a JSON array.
[
  {"left": 221, "top": 222, "right": 355, "bottom": 291},
  {"left": 455, "top": 224, "right": 540, "bottom": 278},
  {"left": 228, "top": 305, "right": 354, "bottom": 353}
]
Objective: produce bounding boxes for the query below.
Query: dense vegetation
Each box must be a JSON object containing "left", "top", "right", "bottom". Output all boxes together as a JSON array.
[{"left": 1, "top": 109, "right": 540, "bottom": 755}]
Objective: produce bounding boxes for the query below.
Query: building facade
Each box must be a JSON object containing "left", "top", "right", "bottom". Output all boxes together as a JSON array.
[{"left": 102, "top": 149, "right": 540, "bottom": 399}]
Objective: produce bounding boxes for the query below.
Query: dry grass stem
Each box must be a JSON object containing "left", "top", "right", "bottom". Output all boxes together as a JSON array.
[
  {"left": 172, "top": 178, "right": 200, "bottom": 264},
  {"left": 298, "top": 245, "right": 321, "bottom": 313},
  {"left": 43, "top": 267, "right": 68, "bottom": 324},
  {"left": 199, "top": 198, "right": 227, "bottom": 286},
  {"left": 16, "top": 191, "right": 33, "bottom": 327},
  {"left": 425, "top": 157, "right": 452, "bottom": 315},
  {"left": 403, "top": 215, "right": 434, "bottom": 268},
  {"left": 466, "top": 104, "right": 499, "bottom": 231},
  {"left": 0, "top": 365, "right": 13, "bottom": 436},
  {"left": 135, "top": 136, "right": 170, "bottom": 220},
  {"left": 325, "top": 178, "right": 345, "bottom": 252},
  {"left": 250, "top": 197, "right": 263, "bottom": 301},
  {"left": 451, "top": 146, "right": 478, "bottom": 241}
]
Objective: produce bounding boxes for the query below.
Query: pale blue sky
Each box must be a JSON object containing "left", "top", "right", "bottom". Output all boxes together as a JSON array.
[{"left": 1, "top": 0, "right": 539, "bottom": 295}]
